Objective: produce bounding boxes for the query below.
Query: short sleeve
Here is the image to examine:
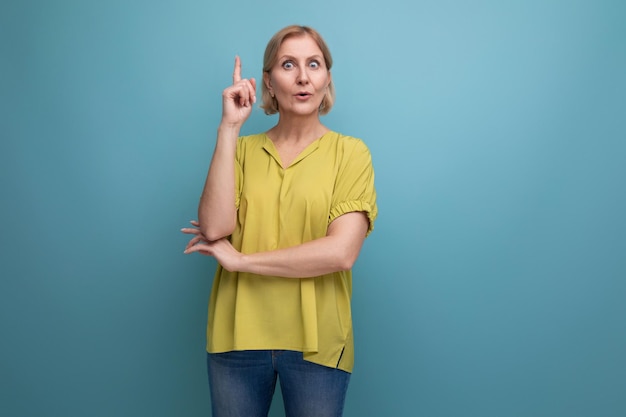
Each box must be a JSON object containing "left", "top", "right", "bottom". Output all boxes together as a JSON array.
[
  {"left": 329, "top": 139, "right": 378, "bottom": 236},
  {"left": 234, "top": 159, "right": 243, "bottom": 209},
  {"left": 234, "top": 137, "right": 244, "bottom": 209}
]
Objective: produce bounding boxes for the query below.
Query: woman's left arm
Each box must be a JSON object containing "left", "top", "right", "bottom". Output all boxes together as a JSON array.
[{"left": 182, "top": 212, "right": 369, "bottom": 278}]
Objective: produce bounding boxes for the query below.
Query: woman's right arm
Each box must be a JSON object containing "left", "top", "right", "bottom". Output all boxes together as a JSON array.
[{"left": 198, "top": 56, "right": 256, "bottom": 241}]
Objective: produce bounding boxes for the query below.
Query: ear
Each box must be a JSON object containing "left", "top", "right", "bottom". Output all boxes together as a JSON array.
[
  {"left": 263, "top": 72, "right": 273, "bottom": 93},
  {"left": 327, "top": 70, "right": 332, "bottom": 88}
]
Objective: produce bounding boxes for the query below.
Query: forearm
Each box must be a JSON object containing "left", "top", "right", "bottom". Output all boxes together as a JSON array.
[
  {"left": 237, "top": 212, "right": 369, "bottom": 278},
  {"left": 198, "top": 124, "right": 239, "bottom": 241},
  {"left": 238, "top": 237, "right": 353, "bottom": 278}
]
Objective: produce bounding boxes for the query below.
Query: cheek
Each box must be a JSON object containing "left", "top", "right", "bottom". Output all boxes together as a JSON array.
[
  {"left": 271, "top": 77, "right": 291, "bottom": 93},
  {"left": 318, "top": 77, "right": 331, "bottom": 91}
]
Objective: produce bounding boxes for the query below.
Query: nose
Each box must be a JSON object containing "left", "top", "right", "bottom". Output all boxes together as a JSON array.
[{"left": 296, "top": 68, "right": 309, "bottom": 84}]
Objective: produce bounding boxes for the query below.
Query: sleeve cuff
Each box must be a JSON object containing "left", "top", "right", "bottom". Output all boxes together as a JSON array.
[{"left": 329, "top": 201, "right": 377, "bottom": 236}]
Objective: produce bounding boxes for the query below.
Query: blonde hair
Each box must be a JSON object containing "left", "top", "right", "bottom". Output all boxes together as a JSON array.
[{"left": 260, "top": 25, "right": 335, "bottom": 115}]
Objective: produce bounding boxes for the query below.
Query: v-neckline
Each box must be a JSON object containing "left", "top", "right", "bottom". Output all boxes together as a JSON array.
[{"left": 263, "top": 131, "right": 331, "bottom": 169}]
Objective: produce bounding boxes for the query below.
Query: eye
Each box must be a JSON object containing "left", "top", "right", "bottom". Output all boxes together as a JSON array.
[
  {"left": 309, "top": 60, "right": 320, "bottom": 69},
  {"left": 282, "top": 60, "right": 294, "bottom": 69}
]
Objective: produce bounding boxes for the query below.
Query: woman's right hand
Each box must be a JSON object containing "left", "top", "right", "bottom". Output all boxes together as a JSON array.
[{"left": 221, "top": 56, "right": 257, "bottom": 128}]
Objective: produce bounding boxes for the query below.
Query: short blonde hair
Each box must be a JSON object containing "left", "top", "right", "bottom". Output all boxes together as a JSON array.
[{"left": 260, "top": 25, "right": 335, "bottom": 115}]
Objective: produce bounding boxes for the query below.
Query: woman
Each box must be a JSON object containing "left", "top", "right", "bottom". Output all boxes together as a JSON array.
[{"left": 182, "top": 25, "right": 377, "bottom": 417}]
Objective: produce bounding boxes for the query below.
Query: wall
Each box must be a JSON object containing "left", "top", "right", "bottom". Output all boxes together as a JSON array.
[{"left": 1, "top": 0, "right": 624, "bottom": 416}]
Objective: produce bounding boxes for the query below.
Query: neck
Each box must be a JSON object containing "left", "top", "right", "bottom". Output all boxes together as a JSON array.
[{"left": 268, "top": 114, "right": 328, "bottom": 144}]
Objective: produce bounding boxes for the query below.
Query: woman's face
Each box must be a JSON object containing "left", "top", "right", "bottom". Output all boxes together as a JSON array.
[{"left": 264, "top": 35, "right": 331, "bottom": 117}]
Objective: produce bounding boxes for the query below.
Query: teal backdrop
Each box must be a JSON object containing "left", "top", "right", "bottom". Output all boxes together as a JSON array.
[{"left": 1, "top": 0, "right": 625, "bottom": 416}]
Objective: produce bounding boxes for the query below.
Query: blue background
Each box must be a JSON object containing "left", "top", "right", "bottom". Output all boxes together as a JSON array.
[{"left": 2, "top": 1, "right": 625, "bottom": 416}]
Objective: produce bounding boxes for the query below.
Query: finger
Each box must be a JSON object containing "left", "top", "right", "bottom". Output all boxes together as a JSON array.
[
  {"left": 185, "top": 237, "right": 204, "bottom": 251},
  {"left": 184, "top": 243, "right": 212, "bottom": 255},
  {"left": 240, "top": 79, "right": 256, "bottom": 107},
  {"left": 233, "top": 55, "right": 242, "bottom": 84},
  {"left": 241, "top": 81, "right": 252, "bottom": 107},
  {"left": 190, "top": 220, "right": 200, "bottom": 226},
  {"left": 225, "top": 80, "right": 254, "bottom": 107},
  {"left": 227, "top": 82, "right": 246, "bottom": 107},
  {"left": 180, "top": 227, "right": 201, "bottom": 235},
  {"left": 250, "top": 78, "right": 257, "bottom": 103},
  {"left": 185, "top": 235, "right": 206, "bottom": 250}
]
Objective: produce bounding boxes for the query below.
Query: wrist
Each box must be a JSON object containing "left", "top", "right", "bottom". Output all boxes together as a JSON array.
[
  {"left": 218, "top": 122, "right": 242, "bottom": 135},
  {"left": 237, "top": 253, "right": 251, "bottom": 274}
]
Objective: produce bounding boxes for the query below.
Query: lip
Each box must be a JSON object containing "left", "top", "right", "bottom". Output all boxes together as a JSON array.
[{"left": 294, "top": 92, "right": 312, "bottom": 99}]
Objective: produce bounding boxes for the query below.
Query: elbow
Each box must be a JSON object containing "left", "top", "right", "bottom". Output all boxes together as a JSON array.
[
  {"left": 203, "top": 231, "right": 229, "bottom": 242},
  {"left": 198, "top": 211, "right": 236, "bottom": 241},
  {"left": 200, "top": 223, "right": 235, "bottom": 242},
  {"left": 198, "top": 210, "right": 236, "bottom": 241},
  {"left": 334, "top": 249, "right": 359, "bottom": 271}
]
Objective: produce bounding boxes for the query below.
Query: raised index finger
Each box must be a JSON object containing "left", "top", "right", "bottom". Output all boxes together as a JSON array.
[{"left": 233, "top": 55, "right": 242, "bottom": 84}]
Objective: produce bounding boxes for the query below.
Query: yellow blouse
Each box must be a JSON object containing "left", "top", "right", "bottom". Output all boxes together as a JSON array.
[{"left": 206, "top": 131, "right": 377, "bottom": 372}]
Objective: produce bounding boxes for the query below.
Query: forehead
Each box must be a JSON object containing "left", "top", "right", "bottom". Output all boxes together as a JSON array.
[{"left": 278, "top": 35, "right": 323, "bottom": 57}]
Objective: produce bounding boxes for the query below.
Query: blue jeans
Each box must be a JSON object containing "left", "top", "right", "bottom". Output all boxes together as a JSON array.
[{"left": 207, "top": 350, "right": 351, "bottom": 417}]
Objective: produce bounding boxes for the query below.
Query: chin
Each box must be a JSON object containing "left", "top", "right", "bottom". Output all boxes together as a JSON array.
[{"left": 290, "top": 104, "right": 323, "bottom": 116}]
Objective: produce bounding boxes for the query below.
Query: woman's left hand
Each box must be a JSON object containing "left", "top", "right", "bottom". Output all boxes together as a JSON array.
[{"left": 181, "top": 221, "right": 243, "bottom": 272}]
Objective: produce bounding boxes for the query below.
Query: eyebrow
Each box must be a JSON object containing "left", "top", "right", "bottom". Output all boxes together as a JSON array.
[{"left": 278, "top": 54, "right": 324, "bottom": 61}]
